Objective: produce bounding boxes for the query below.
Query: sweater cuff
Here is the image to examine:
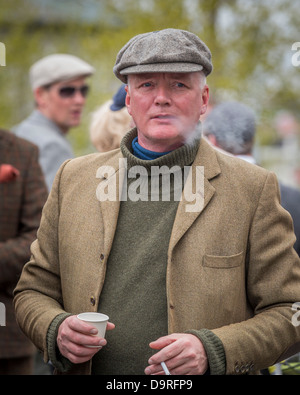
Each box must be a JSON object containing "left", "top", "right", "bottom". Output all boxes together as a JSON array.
[
  {"left": 46, "top": 312, "right": 73, "bottom": 373},
  {"left": 186, "top": 328, "right": 226, "bottom": 375}
]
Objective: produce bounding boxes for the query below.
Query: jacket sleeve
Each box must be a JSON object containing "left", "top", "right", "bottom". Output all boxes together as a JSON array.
[
  {"left": 14, "top": 160, "right": 71, "bottom": 360},
  {"left": 211, "top": 172, "right": 300, "bottom": 374}
]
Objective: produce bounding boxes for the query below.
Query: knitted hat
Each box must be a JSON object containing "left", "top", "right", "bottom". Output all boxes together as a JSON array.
[{"left": 110, "top": 84, "right": 127, "bottom": 111}]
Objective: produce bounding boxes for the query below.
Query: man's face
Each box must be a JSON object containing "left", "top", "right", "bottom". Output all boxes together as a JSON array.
[
  {"left": 35, "top": 77, "right": 89, "bottom": 133},
  {"left": 125, "top": 72, "right": 209, "bottom": 151}
]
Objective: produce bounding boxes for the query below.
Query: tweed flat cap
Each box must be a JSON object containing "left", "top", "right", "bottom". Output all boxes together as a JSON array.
[
  {"left": 113, "top": 28, "right": 212, "bottom": 83},
  {"left": 30, "top": 54, "right": 95, "bottom": 90}
]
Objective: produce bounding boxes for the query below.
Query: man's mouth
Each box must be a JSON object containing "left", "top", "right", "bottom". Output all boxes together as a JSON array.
[
  {"left": 71, "top": 109, "right": 82, "bottom": 116},
  {"left": 152, "top": 114, "right": 174, "bottom": 120}
]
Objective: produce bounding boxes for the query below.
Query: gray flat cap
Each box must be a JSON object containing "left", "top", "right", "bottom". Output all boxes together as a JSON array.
[
  {"left": 30, "top": 54, "right": 95, "bottom": 90},
  {"left": 113, "top": 28, "right": 212, "bottom": 83}
]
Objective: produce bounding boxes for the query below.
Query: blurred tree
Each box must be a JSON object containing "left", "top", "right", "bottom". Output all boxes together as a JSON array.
[{"left": 0, "top": 0, "right": 299, "bottom": 158}]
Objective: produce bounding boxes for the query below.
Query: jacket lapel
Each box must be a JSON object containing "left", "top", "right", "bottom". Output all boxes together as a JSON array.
[
  {"left": 96, "top": 152, "right": 124, "bottom": 258},
  {"left": 169, "top": 138, "right": 221, "bottom": 254},
  {"left": 0, "top": 130, "right": 11, "bottom": 164}
]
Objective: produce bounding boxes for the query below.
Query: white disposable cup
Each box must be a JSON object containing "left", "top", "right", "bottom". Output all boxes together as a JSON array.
[{"left": 77, "top": 312, "right": 109, "bottom": 347}]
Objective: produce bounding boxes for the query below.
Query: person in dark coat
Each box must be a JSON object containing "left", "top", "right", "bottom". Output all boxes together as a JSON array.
[{"left": 0, "top": 129, "right": 48, "bottom": 374}]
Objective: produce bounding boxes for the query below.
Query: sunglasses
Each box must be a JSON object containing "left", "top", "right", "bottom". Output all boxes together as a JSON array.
[{"left": 58, "top": 85, "right": 89, "bottom": 98}]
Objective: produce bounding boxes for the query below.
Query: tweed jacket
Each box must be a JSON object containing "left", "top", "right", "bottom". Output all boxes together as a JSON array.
[
  {"left": 0, "top": 129, "right": 48, "bottom": 358},
  {"left": 14, "top": 135, "right": 300, "bottom": 374}
]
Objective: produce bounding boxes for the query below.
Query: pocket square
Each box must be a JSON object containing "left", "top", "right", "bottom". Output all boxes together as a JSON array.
[{"left": 0, "top": 164, "right": 20, "bottom": 183}]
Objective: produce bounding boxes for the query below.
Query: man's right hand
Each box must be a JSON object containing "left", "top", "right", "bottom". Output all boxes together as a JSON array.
[{"left": 57, "top": 315, "right": 115, "bottom": 364}]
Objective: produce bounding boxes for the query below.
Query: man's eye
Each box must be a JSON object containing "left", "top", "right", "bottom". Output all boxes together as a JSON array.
[
  {"left": 175, "top": 82, "right": 185, "bottom": 88},
  {"left": 142, "top": 82, "right": 152, "bottom": 87}
]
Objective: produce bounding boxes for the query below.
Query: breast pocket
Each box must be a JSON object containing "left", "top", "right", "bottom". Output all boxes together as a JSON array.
[
  {"left": 203, "top": 251, "right": 244, "bottom": 268},
  {"left": 201, "top": 251, "right": 246, "bottom": 325}
]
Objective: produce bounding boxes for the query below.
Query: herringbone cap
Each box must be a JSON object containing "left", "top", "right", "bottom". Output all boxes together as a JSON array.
[{"left": 113, "top": 28, "right": 213, "bottom": 83}]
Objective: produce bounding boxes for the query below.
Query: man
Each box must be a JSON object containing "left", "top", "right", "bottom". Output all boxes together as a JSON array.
[
  {"left": 203, "top": 101, "right": 300, "bottom": 256},
  {"left": 0, "top": 129, "right": 48, "bottom": 374},
  {"left": 14, "top": 29, "right": 300, "bottom": 375},
  {"left": 14, "top": 54, "right": 94, "bottom": 191}
]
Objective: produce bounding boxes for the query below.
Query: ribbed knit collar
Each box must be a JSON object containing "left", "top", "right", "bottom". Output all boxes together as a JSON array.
[{"left": 120, "top": 126, "right": 201, "bottom": 171}]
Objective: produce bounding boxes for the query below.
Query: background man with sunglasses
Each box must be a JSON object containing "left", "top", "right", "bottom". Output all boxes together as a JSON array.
[{"left": 14, "top": 54, "right": 94, "bottom": 191}]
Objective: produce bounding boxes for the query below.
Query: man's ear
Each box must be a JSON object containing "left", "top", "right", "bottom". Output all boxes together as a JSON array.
[
  {"left": 200, "top": 85, "right": 209, "bottom": 115},
  {"left": 125, "top": 84, "right": 131, "bottom": 115},
  {"left": 34, "top": 86, "right": 48, "bottom": 109}
]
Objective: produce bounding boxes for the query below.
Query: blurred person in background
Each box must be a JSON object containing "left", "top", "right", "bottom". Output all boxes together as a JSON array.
[
  {"left": 13, "top": 54, "right": 94, "bottom": 374},
  {"left": 203, "top": 101, "right": 300, "bottom": 257},
  {"left": 0, "top": 129, "right": 47, "bottom": 375},
  {"left": 90, "top": 84, "right": 133, "bottom": 152},
  {"left": 14, "top": 54, "right": 94, "bottom": 191}
]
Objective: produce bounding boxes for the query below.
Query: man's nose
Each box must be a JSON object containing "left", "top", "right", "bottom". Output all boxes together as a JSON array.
[
  {"left": 154, "top": 86, "right": 171, "bottom": 105},
  {"left": 73, "top": 90, "right": 86, "bottom": 104}
]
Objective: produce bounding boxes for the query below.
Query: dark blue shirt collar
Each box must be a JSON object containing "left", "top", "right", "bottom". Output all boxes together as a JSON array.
[{"left": 132, "top": 136, "right": 171, "bottom": 160}]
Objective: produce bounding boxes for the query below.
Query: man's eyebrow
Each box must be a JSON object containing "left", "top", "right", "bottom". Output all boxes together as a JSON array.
[{"left": 133, "top": 73, "right": 155, "bottom": 80}]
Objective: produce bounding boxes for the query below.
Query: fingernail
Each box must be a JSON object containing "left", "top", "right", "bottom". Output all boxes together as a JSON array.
[
  {"left": 91, "top": 329, "right": 98, "bottom": 335},
  {"left": 99, "top": 339, "right": 106, "bottom": 346},
  {"left": 145, "top": 367, "right": 151, "bottom": 375}
]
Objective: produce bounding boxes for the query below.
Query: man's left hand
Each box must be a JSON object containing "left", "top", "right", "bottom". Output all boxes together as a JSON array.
[{"left": 144, "top": 333, "right": 208, "bottom": 375}]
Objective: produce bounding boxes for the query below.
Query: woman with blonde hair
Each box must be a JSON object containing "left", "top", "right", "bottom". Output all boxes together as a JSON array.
[{"left": 90, "top": 84, "right": 133, "bottom": 152}]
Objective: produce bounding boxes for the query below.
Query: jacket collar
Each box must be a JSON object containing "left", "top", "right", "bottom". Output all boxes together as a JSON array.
[
  {"left": 29, "top": 110, "right": 66, "bottom": 136},
  {"left": 168, "top": 137, "right": 221, "bottom": 253},
  {"left": 0, "top": 130, "right": 14, "bottom": 163},
  {"left": 193, "top": 136, "right": 221, "bottom": 180}
]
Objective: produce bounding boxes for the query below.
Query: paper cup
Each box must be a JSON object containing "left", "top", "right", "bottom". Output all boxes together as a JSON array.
[{"left": 77, "top": 312, "right": 109, "bottom": 341}]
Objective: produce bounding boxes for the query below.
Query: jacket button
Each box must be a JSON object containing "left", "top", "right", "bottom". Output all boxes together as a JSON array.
[
  {"left": 234, "top": 362, "right": 240, "bottom": 373},
  {"left": 90, "top": 296, "right": 96, "bottom": 306},
  {"left": 100, "top": 253, "right": 105, "bottom": 261},
  {"left": 169, "top": 304, "right": 175, "bottom": 309}
]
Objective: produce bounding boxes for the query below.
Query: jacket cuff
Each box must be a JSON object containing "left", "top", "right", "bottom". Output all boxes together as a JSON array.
[
  {"left": 46, "top": 312, "right": 73, "bottom": 373},
  {"left": 186, "top": 328, "right": 226, "bottom": 375}
]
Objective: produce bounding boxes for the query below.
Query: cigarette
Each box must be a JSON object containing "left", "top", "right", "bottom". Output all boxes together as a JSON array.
[{"left": 161, "top": 361, "right": 171, "bottom": 375}]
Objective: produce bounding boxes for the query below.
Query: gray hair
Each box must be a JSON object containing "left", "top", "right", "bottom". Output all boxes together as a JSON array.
[
  {"left": 199, "top": 71, "right": 206, "bottom": 89},
  {"left": 203, "top": 101, "right": 256, "bottom": 155}
]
